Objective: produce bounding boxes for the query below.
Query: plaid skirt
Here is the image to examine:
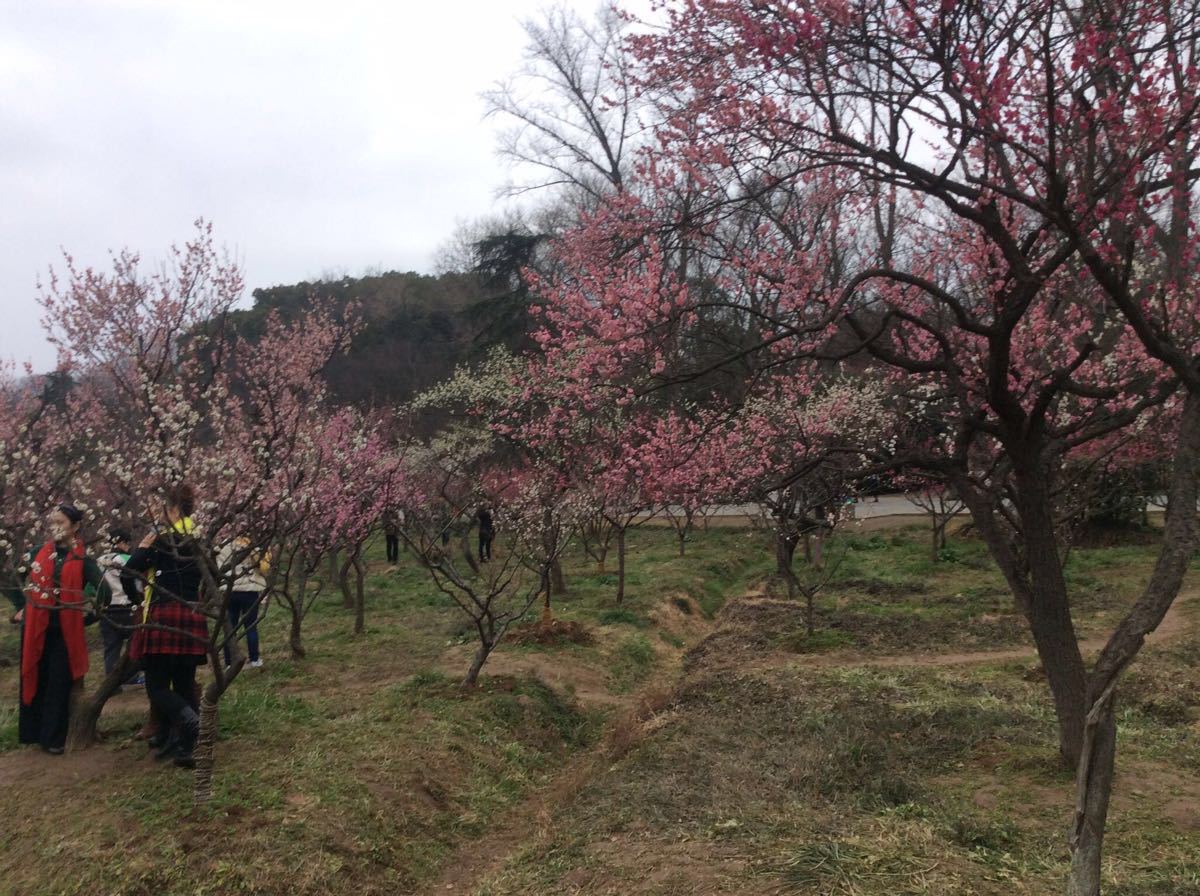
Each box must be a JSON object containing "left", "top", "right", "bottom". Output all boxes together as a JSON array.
[{"left": 129, "top": 600, "right": 209, "bottom": 660}]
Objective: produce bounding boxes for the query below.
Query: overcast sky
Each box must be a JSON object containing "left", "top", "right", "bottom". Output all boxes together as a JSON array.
[{"left": 0, "top": 0, "right": 625, "bottom": 372}]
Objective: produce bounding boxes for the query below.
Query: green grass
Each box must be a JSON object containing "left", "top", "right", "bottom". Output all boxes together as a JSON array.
[{"left": 0, "top": 525, "right": 1195, "bottom": 896}]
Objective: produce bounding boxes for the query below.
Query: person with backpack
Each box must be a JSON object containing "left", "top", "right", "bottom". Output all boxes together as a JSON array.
[{"left": 217, "top": 536, "right": 269, "bottom": 669}]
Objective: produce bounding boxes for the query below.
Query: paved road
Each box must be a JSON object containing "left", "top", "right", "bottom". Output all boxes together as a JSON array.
[{"left": 678, "top": 494, "right": 1169, "bottom": 521}]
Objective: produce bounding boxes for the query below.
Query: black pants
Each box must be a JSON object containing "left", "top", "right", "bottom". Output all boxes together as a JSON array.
[
  {"left": 18, "top": 621, "right": 73, "bottom": 750},
  {"left": 385, "top": 533, "right": 400, "bottom": 563},
  {"left": 143, "top": 654, "right": 200, "bottom": 729},
  {"left": 100, "top": 606, "right": 135, "bottom": 678},
  {"left": 479, "top": 530, "right": 494, "bottom": 561}
]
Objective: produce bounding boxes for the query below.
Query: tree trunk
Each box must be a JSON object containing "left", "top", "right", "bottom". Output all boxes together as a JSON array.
[
  {"left": 616, "top": 526, "right": 627, "bottom": 603},
  {"left": 962, "top": 470, "right": 1089, "bottom": 765},
  {"left": 339, "top": 552, "right": 354, "bottom": 609},
  {"left": 289, "top": 607, "right": 306, "bottom": 659},
  {"left": 325, "top": 549, "right": 339, "bottom": 588},
  {"left": 353, "top": 550, "right": 365, "bottom": 636},
  {"left": 930, "top": 512, "right": 942, "bottom": 563},
  {"left": 463, "top": 641, "right": 491, "bottom": 688},
  {"left": 776, "top": 530, "right": 798, "bottom": 579},
  {"left": 551, "top": 559, "right": 567, "bottom": 595},
  {"left": 192, "top": 691, "right": 220, "bottom": 804},
  {"left": 1067, "top": 693, "right": 1118, "bottom": 896},
  {"left": 67, "top": 648, "right": 133, "bottom": 751},
  {"left": 1016, "top": 474, "right": 1089, "bottom": 766},
  {"left": 541, "top": 567, "right": 553, "bottom": 626}
]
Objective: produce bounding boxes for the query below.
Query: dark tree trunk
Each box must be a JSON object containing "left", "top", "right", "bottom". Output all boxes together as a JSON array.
[
  {"left": 353, "top": 549, "right": 366, "bottom": 636},
  {"left": 961, "top": 470, "right": 1089, "bottom": 766},
  {"left": 540, "top": 567, "right": 553, "bottom": 627},
  {"left": 776, "top": 529, "right": 798, "bottom": 579},
  {"left": 339, "top": 552, "right": 354, "bottom": 609},
  {"left": 616, "top": 526, "right": 627, "bottom": 603},
  {"left": 287, "top": 567, "right": 309, "bottom": 660},
  {"left": 551, "top": 559, "right": 567, "bottom": 595},
  {"left": 1015, "top": 474, "right": 1089, "bottom": 766},
  {"left": 67, "top": 647, "right": 134, "bottom": 751},
  {"left": 289, "top": 607, "right": 306, "bottom": 659},
  {"left": 326, "top": 549, "right": 339, "bottom": 588},
  {"left": 1068, "top": 694, "right": 1118, "bottom": 896},
  {"left": 463, "top": 640, "right": 492, "bottom": 688}
]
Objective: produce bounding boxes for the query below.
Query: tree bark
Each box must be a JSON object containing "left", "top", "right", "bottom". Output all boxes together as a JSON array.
[
  {"left": 1067, "top": 690, "right": 1118, "bottom": 896},
  {"left": 192, "top": 691, "right": 220, "bottom": 804},
  {"left": 616, "top": 526, "right": 627, "bottom": 603},
  {"left": 776, "top": 529, "right": 798, "bottom": 579},
  {"left": 463, "top": 641, "right": 491, "bottom": 688},
  {"left": 339, "top": 551, "right": 354, "bottom": 609},
  {"left": 67, "top": 648, "right": 134, "bottom": 751},
  {"left": 353, "top": 549, "right": 365, "bottom": 636},
  {"left": 962, "top": 469, "right": 1089, "bottom": 766},
  {"left": 540, "top": 567, "right": 553, "bottom": 626},
  {"left": 551, "top": 559, "right": 567, "bottom": 595}
]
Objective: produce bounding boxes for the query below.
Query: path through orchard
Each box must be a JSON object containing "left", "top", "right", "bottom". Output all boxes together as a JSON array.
[{"left": 424, "top": 584, "right": 1198, "bottom": 895}]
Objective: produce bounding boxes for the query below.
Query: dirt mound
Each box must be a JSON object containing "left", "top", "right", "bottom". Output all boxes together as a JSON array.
[{"left": 508, "top": 619, "right": 595, "bottom": 646}]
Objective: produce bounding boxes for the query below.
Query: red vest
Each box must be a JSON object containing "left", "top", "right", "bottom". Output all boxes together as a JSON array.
[{"left": 21, "top": 540, "right": 90, "bottom": 705}]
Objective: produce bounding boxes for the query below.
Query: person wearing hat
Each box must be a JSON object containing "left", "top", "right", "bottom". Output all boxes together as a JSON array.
[{"left": 15, "top": 504, "right": 104, "bottom": 754}]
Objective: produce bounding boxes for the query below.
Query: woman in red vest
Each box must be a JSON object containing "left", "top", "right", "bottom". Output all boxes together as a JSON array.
[{"left": 18, "top": 504, "right": 103, "bottom": 754}]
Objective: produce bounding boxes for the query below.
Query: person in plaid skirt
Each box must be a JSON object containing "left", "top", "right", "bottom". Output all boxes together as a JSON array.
[{"left": 122, "top": 483, "right": 209, "bottom": 769}]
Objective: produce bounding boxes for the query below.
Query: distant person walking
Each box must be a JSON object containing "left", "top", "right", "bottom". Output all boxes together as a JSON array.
[
  {"left": 383, "top": 509, "right": 401, "bottom": 565},
  {"left": 123, "top": 484, "right": 209, "bottom": 768},
  {"left": 17, "top": 504, "right": 104, "bottom": 754},
  {"left": 217, "top": 537, "right": 269, "bottom": 669},
  {"left": 477, "top": 505, "right": 495, "bottom": 563}
]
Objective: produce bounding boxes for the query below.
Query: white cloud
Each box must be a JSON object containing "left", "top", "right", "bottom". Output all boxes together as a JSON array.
[{"left": 0, "top": 0, "right": 636, "bottom": 369}]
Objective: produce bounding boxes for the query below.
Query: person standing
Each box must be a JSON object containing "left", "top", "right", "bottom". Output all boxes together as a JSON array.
[
  {"left": 477, "top": 505, "right": 495, "bottom": 563},
  {"left": 123, "top": 484, "right": 209, "bottom": 769},
  {"left": 217, "top": 537, "right": 268, "bottom": 669},
  {"left": 382, "top": 509, "right": 401, "bottom": 566},
  {"left": 18, "top": 504, "right": 104, "bottom": 754},
  {"left": 97, "top": 528, "right": 142, "bottom": 688}
]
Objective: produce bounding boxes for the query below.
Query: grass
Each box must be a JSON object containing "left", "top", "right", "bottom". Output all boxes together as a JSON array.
[{"left": 0, "top": 524, "right": 1196, "bottom": 895}]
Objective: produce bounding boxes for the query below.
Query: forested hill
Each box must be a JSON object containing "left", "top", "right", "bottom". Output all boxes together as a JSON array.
[{"left": 231, "top": 270, "right": 490, "bottom": 408}]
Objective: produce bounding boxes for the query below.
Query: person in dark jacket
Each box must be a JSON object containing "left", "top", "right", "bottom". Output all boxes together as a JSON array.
[
  {"left": 477, "top": 505, "right": 495, "bottom": 563},
  {"left": 382, "top": 509, "right": 401, "bottom": 565},
  {"left": 122, "top": 484, "right": 209, "bottom": 769},
  {"left": 15, "top": 504, "right": 104, "bottom": 754}
]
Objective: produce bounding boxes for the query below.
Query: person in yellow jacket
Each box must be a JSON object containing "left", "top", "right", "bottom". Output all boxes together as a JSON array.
[{"left": 217, "top": 537, "right": 270, "bottom": 668}]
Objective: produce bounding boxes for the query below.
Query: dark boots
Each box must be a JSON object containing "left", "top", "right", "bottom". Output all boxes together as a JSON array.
[
  {"left": 172, "top": 706, "right": 200, "bottom": 769},
  {"left": 150, "top": 706, "right": 200, "bottom": 767}
]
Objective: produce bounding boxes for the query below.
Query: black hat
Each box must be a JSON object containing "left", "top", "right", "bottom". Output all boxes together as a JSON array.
[{"left": 57, "top": 504, "right": 83, "bottom": 524}]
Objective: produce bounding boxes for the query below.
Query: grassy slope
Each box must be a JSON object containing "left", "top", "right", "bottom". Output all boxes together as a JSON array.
[{"left": 0, "top": 524, "right": 1196, "bottom": 895}]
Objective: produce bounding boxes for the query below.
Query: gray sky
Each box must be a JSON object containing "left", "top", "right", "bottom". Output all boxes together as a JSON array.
[{"left": 0, "top": 0, "right": 615, "bottom": 371}]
